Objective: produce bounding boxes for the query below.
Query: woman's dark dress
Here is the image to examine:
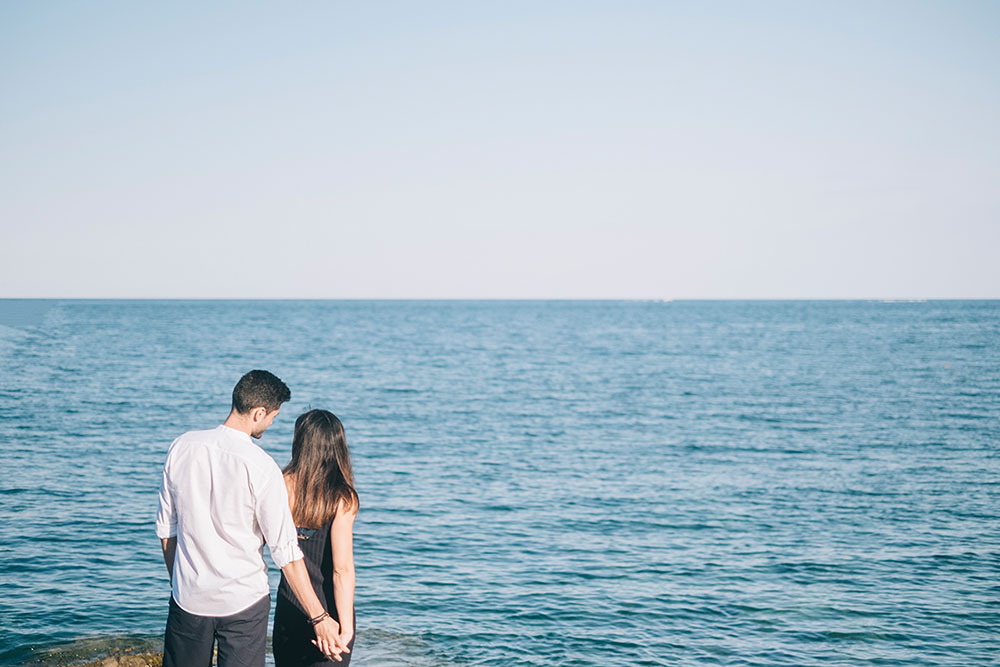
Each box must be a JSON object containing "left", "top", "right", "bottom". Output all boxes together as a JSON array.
[{"left": 273, "top": 520, "right": 355, "bottom": 667}]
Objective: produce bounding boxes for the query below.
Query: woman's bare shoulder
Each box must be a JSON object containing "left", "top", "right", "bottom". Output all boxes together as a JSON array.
[
  {"left": 333, "top": 497, "right": 358, "bottom": 523},
  {"left": 283, "top": 473, "right": 297, "bottom": 510}
]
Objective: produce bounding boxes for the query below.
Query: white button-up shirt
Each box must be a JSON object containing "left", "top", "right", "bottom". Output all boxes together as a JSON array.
[{"left": 156, "top": 425, "right": 303, "bottom": 616}]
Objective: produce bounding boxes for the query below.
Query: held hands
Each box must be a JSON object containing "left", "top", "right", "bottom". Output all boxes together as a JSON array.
[{"left": 311, "top": 615, "right": 350, "bottom": 661}]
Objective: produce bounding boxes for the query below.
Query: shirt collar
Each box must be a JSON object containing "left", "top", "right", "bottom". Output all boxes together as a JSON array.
[{"left": 218, "top": 424, "right": 253, "bottom": 441}]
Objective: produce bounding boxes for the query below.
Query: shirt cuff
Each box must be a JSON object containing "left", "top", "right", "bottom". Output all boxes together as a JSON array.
[
  {"left": 269, "top": 540, "right": 304, "bottom": 569},
  {"left": 155, "top": 522, "right": 177, "bottom": 539}
]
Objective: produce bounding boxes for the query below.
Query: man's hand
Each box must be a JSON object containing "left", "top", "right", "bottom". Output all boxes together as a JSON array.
[{"left": 311, "top": 616, "right": 349, "bottom": 661}]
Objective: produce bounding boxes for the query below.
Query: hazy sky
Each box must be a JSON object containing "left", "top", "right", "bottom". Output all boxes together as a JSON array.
[{"left": 2, "top": 1, "right": 998, "bottom": 298}]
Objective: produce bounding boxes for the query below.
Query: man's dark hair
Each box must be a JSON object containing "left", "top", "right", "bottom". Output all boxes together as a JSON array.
[{"left": 231, "top": 370, "right": 291, "bottom": 414}]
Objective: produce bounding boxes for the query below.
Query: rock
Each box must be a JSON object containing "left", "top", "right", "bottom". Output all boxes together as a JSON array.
[
  {"left": 119, "top": 656, "right": 155, "bottom": 667},
  {"left": 68, "top": 653, "right": 163, "bottom": 667}
]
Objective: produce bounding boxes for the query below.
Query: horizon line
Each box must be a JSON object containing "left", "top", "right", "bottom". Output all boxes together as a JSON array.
[{"left": 1, "top": 297, "right": 998, "bottom": 302}]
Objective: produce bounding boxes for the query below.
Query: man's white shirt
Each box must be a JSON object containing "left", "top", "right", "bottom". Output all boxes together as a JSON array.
[{"left": 156, "top": 425, "right": 303, "bottom": 617}]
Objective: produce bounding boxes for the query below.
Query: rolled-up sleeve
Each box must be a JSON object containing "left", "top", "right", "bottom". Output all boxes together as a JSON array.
[
  {"left": 254, "top": 465, "right": 303, "bottom": 568},
  {"left": 155, "top": 465, "right": 176, "bottom": 539}
]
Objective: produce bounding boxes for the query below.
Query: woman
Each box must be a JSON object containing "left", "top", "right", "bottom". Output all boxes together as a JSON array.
[{"left": 273, "top": 409, "right": 359, "bottom": 666}]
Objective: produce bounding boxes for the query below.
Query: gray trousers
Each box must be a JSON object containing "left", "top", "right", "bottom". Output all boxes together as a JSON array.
[{"left": 164, "top": 594, "right": 270, "bottom": 667}]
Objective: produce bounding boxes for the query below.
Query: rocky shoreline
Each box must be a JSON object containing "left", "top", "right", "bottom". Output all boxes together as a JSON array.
[
  {"left": 20, "top": 636, "right": 166, "bottom": 667},
  {"left": 63, "top": 653, "right": 162, "bottom": 667}
]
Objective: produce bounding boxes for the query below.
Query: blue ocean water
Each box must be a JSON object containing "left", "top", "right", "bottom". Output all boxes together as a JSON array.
[{"left": 0, "top": 300, "right": 998, "bottom": 666}]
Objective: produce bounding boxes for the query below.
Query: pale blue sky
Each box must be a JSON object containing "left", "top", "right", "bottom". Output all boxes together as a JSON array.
[{"left": 2, "top": 1, "right": 998, "bottom": 298}]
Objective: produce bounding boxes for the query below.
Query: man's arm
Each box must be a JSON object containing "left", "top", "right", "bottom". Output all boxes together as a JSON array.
[
  {"left": 160, "top": 537, "right": 176, "bottom": 580},
  {"left": 155, "top": 457, "right": 178, "bottom": 581}
]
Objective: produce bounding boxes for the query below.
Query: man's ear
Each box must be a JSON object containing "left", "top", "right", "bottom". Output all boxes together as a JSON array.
[{"left": 251, "top": 407, "right": 268, "bottom": 422}]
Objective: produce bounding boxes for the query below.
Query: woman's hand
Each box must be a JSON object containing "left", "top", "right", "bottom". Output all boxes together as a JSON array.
[{"left": 338, "top": 624, "right": 354, "bottom": 650}]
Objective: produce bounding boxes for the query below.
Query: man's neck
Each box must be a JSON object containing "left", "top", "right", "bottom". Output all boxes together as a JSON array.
[{"left": 222, "top": 411, "right": 253, "bottom": 436}]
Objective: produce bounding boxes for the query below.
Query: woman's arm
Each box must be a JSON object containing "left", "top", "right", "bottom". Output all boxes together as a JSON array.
[{"left": 331, "top": 500, "right": 357, "bottom": 646}]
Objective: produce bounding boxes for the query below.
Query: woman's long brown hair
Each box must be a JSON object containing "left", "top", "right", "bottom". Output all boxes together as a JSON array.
[{"left": 283, "top": 409, "right": 359, "bottom": 529}]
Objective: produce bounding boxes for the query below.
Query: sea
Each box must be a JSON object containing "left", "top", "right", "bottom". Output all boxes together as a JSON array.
[{"left": 0, "top": 300, "right": 998, "bottom": 666}]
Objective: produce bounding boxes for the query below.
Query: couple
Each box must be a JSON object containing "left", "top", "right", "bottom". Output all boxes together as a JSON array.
[{"left": 156, "top": 370, "right": 357, "bottom": 666}]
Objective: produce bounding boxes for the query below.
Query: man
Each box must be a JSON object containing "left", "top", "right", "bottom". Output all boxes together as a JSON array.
[{"left": 156, "top": 370, "right": 346, "bottom": 666}]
